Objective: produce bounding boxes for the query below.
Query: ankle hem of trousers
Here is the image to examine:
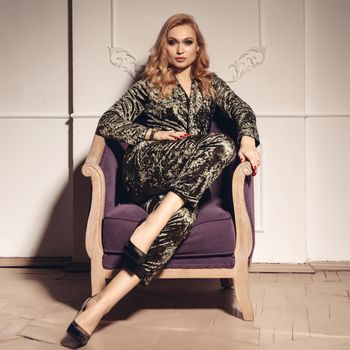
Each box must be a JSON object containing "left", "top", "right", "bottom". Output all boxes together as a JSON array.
[{"left": 121, "top": 258, "right": 151, "bottom": 286}]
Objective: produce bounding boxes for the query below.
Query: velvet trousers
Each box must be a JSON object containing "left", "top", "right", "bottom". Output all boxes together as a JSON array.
[{"left": 121, "top": 132, "right": 237, "bottom": 286}]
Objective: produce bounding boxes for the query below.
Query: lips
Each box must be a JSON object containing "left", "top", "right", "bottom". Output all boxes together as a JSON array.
[{"left": 175, "top": 57, "right": 185, "bottom": 61}]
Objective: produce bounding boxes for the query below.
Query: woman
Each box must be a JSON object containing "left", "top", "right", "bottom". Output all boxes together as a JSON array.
[{"left": 67, "top": 13, "right": 261, "bottom": 346}]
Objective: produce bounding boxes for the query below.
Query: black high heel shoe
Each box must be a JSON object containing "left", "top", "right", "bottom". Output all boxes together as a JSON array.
[
  {"left": 123, "top": 239, "right": 147, "bottom": 265},
  {"left": 66, "top": 294, "right": 97, "bottom": 347}
]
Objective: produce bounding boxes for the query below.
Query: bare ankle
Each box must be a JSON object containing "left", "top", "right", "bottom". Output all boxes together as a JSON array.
[{"left": 89, "top": 293, "right": 110, "bottom": 316}]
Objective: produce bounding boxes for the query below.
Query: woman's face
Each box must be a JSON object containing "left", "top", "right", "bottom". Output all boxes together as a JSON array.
[{"left": 166, "top": 24, "right": 199, "bottom": 72}]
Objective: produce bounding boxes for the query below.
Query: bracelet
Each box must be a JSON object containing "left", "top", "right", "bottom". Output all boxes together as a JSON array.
[{"left": 149, "top": 128, "right": 159, "bottom": 140}]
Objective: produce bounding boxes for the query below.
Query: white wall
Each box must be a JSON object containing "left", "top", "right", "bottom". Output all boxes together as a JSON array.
[
  {"left": 1, "top": 0, "right": 349, "bottom": 263},
  {"left": 305, "top": 0, "right": 350, "bottom": 261},
  {"left": 0, "top": 0, "right": 72, "bottom": 257}
]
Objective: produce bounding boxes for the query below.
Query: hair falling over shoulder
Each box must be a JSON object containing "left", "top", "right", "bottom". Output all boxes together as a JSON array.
[{"left": 139, "top": 13, "right": 216, "bottom": 99}]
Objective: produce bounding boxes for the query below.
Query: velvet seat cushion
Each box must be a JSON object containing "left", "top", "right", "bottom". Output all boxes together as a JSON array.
[
  {"left": 102, "top": 197, "right": 236, "bottom": 270},
  {"left": 103, "top": 198, "right": 235, "bottom": 256}
]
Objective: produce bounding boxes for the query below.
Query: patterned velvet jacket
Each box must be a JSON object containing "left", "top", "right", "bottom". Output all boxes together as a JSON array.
[{"left": 95, "top": 73, "right": 260, "bottom": 148}]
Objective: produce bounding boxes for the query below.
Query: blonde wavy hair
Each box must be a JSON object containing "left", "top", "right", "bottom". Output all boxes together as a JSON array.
[{"left": 139, "top": 13, "right": 216, "bottom": 99}]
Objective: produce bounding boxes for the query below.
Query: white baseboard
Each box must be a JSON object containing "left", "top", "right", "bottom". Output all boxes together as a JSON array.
[{"left": 1, "top": 258, "right": 350, "bottom": 272}]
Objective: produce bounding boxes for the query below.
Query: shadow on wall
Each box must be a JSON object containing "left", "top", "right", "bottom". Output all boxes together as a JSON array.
[
  {"left": 30, "top": 159, "right": 91, "bottom": 262},
  {"left": 26, "top": 158, "right": 93, "bottom": 310}
]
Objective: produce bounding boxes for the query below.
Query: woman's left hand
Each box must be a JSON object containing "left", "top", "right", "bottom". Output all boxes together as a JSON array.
[{"left": 238, "top": 138, "right": 261, "bottom": 176}]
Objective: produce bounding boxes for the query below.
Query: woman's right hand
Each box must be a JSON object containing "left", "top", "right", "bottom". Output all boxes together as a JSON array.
[{"left": 153, "top": 130, "right": 190, "bottom": 141}]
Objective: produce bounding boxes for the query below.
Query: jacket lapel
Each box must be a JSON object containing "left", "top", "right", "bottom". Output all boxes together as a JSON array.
[{"left": 173, "top": 78, "right": 206, "bottom": 131}]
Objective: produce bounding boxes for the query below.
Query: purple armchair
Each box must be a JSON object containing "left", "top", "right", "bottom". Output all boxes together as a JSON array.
[{"left": 82, "top": 114, "right": 256, "bottom": 321}]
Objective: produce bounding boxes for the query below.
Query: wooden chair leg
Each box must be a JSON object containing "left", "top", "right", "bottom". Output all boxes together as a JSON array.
[
  {"left": 220, "top": 278, "right": 233, "bottom": 289},
  {"left": 233, "top": 262, "right": 254, "bottom": 321},
  {"left": 90, "top": 253, "right": 106, "bottom": 295}
]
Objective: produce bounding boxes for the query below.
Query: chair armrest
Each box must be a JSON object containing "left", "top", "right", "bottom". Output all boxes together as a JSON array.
[
  {"left": 82, "top": 134, "right": 106, "bottom": 171},
  {"left": 232, "top": 161, "right": 254, "bottom": 264},
  {"left": 81, "top": 134, "right": 106, "bottom": 258}
]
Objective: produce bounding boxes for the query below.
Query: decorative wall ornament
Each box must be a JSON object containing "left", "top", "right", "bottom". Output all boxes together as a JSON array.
[
  {"left": 227, "top": 45, "right": 267, "bottom": 83},
  {"left": 108, "top": 0, "right": 267, "bottom": 82},
  {"left": 226, "top": 0, "right": 267, "bottom": 83},
  {"left": 108, "top": 46, "right": 144, "bottom": 78}
]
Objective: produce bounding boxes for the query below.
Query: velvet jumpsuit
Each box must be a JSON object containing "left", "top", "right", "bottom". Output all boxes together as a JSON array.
[{"left": 95, "top": 73, "right": 260, "bottom": 286}]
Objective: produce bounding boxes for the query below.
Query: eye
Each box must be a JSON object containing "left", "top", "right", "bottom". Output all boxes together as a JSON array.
[
  {"left": 184, "top": 40, "right": 193, "bottom": 45},
  {"left": 167, "top": 39, "right": 176, "bottom": 45}
]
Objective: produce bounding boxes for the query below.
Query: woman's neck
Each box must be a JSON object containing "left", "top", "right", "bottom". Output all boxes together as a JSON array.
[{"left": 174, "top": 65, "right": 193, "bottom": 82}]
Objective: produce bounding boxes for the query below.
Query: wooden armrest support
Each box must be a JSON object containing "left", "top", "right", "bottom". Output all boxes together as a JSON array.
[
  {"left": 231, "top": 160, "right": 255, "bottom": 321},
  {"left": 81, "top": 134, "right": 106, "bottom": 258},
  {"left": 232, "top": 161, "right": 254, "bottom": 262},
  {"left": 82, "top": 134, "right": 106, "bottom": 174}
]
